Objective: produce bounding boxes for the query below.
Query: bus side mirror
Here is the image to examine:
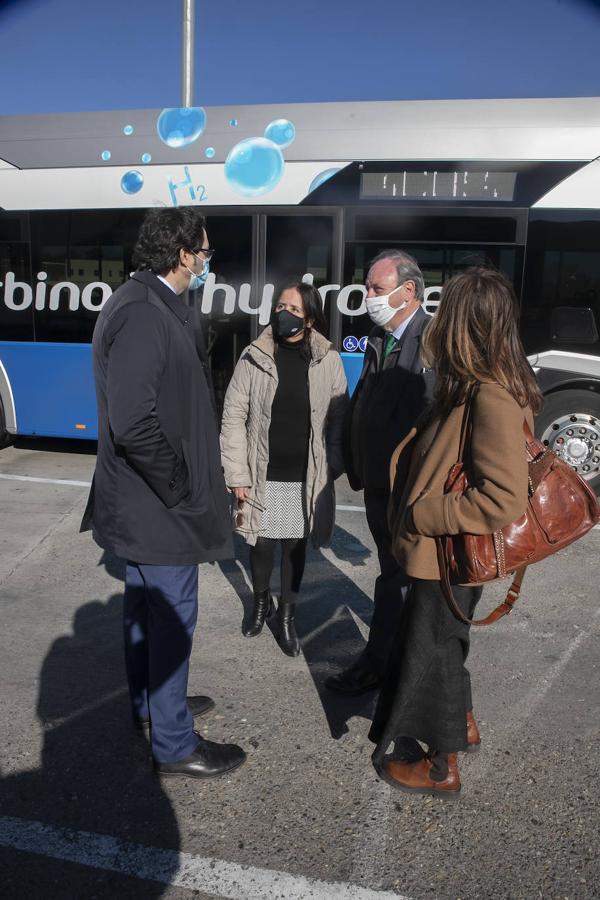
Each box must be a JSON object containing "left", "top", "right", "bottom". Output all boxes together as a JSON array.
[{"left": 551, "top": 306, "right": 599, "bottom": 344}]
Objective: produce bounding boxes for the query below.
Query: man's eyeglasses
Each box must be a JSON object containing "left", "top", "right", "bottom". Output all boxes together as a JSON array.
[{"left": 192, "top": 247, "right": 215, "bottom": 262}]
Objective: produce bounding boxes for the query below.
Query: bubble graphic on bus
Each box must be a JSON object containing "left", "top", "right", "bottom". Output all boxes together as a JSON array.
[
  {"left": 205, "top": 147, "right": 216, "bottom": 158},
  {"left": 121, "top": 170, "right": 144, "bottom": 194},
  {"left": 264, "top": 119, "right": 295, "bottom": 149},
  {"left": 101, "top": 150, "right": 111, "bottom": 161},
  {"left": 229, "top": 119, "right": 238, "bottom": 127},
  {"left": 141, "top": 153, "right": 152, "bottom": 164},
  {"left": 156, "top": 107, "right": 207, "bottom": 148},
  {"left": 308, "top": 167, "right": 341, "bottom": 193},
  {"left": 224, "top": 138, "right": 284, "bottom": 197},
  {"left": 123, "top": 125, "right": 134, "bottom": 136}
]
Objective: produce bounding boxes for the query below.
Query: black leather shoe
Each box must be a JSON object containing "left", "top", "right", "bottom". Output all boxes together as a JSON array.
[
  {"left": 276, "top": 600, "right": 300, "bottom": 657},
  {"left": 155, "top": 736, "right": 247, "bottom": 779},
  {"left": 325, "top": 662, "right": 381, "bottom": 695},
  {"left": 242, "top": 590, "right": 274, "bottom": 637},
  {"left": 133, "top": 695, "right": 215, "bottom": 730}
]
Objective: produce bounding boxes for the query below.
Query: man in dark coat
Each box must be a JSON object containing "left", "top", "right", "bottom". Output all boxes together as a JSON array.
[
  {"left": 326, "top": 250, "right": 434, "bottom": 695},
  {"left": 81, "top": 208, "right": 245, "bottom": 779}
]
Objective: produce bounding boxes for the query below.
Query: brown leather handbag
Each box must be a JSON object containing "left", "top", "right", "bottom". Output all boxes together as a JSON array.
[{"left": 436, "top": 390, "right": 600, "bottom": 626}]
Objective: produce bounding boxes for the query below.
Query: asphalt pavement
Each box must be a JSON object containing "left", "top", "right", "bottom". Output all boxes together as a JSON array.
[{"left": 0, "top": 438, "right": 599, "bottom": 900}]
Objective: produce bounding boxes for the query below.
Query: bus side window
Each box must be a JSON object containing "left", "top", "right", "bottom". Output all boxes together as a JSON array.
[
  {"left": 0, "top": 225, "right": 34, "bottom": 341},
  {"left": 522, "top": 214, "right": 600, "bottom": 355}
]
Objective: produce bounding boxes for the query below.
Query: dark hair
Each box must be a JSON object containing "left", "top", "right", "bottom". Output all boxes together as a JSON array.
[
  {"left": 272, "top": 281, "right": 328, "bottom": 361},
  {"left": 421, "top": 267, "right": 543, "bottom": 415},
  {"left": 132, "top": 207, "right": 207, "bottom": 274},
  {"left": 368, "top": 249, "right": 425, "bottom": 300}
]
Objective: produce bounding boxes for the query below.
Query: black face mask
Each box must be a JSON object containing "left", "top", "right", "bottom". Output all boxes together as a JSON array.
[{"left": 272, "top": 308, "right": 305, "bottom": 340}]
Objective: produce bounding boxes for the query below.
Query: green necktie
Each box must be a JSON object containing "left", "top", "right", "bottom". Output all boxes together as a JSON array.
[{"left": 382, "top": 332, "right": 396, "bottom": 360}]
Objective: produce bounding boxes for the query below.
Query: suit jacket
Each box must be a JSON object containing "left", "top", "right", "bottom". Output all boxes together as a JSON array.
[
  {"left": 80, "top": 270, "right": 233, "bottom": 566},
  {"left": 342, "top": 305, "right": 434, "bottom": 492}
]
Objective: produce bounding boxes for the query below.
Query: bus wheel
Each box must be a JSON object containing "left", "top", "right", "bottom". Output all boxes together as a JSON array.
[
  {"left": 0, "top": 400, "right": 14, "bottom": 450},
  {"left": 535, "top": 389, "right": 600, "bottom": 494}
]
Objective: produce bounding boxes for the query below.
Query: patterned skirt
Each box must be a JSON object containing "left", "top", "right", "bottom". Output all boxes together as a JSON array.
[{"left": 259, "top": 480, "right": 309, "bottom": 540}]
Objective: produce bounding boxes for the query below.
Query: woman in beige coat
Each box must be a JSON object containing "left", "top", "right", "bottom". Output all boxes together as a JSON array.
[
  {"left": 220, "top": 282, "right": 348, "bottom": 656},
  {"left": 369, "top": 268, "right": 543, "bottom": 797}
]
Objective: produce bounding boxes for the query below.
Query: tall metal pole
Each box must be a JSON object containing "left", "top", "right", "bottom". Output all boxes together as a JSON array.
[{"left": 182, "top": 0, "right": 195, "bottom": 107}]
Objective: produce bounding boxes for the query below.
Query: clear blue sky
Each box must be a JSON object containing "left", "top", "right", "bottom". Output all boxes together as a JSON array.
[{"left": 1, "top": 0, "right": 599, "bottom": 114}]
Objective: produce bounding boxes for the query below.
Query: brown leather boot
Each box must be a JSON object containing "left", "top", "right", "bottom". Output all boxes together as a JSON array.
[
  {"left": 380, "top": 752, "right": 461, "bottom": 798},
  {"left": 466, "top": 709, "right": 481, "bottom": 753}
]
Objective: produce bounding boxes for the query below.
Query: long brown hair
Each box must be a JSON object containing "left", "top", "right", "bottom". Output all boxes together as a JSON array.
[{"left": 421, "top": 267, "right": 543, "bottom": 416}]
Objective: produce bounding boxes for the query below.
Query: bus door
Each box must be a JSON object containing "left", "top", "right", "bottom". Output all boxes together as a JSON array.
[
  {"left": 196, "top": 208, "right": 342, "bottom": 418},
  {"left": 261, "top": 208, "right": 343, "bottom": 334},
  {"left": 192, "top": 211, "right": 254, "bottom": 417}
]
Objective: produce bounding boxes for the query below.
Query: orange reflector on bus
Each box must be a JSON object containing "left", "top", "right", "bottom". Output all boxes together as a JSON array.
[{"left": 75, "top": 424, "right": 87, "bottom": 430}]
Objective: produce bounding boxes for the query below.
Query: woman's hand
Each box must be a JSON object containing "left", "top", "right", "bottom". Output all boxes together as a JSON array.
[{"left": 233, "top": 486, "right": 250, "bottom": 504}]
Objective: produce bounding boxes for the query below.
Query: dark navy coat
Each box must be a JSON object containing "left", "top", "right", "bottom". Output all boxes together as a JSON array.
[
  {"left": 343, "top": 305, "right": 434, "bottom": 493},
  {"left": 81, "top": 271, "right": 233, "bottom": 565}
]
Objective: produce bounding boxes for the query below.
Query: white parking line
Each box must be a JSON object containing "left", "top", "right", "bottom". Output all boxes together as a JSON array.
[
  {"left": 0, "top": 474, "right": 369, "bottom": 513},
  {"left": 470, "top": 602, "right": 600, "bottom": 787},
  {"left": 0, "top": 473, "right": 91, "bottom": 488},
  {"left": 0, "top": 473, "right": 596, "bottom": 527},
  {"left": 0, "top": 816, "right": 410, "bottom": 900}
]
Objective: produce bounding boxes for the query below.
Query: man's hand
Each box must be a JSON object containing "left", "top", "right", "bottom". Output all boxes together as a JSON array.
[{"left": 232, "top": 486, "right": 250, "bottom": 504}]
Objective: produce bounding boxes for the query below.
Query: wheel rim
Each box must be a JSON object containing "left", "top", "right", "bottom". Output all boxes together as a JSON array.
[{"left": 540, "top": 413, "right": 600, "bottom": 481}]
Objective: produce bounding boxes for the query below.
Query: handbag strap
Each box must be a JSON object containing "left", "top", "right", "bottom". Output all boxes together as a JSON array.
[
  {"left": 456, "top": 383, "right": 478, "bottom": 463},
  {"left": 436, "top": 537, "right": 527, "bottom": 625}
]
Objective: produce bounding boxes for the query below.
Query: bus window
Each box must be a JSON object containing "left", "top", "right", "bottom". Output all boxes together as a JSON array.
[
  {"left": 0, "top": 215, "right": 33, "bottom": 341},
  {"left": 341, "top": 242, "right": 522, "bottom": 348},
  {"left": 352, "top": 212, "right": 520, "bottom": 244},
  {"left": 30, "top": 210, "right": 141, "bottom": 344},
  {"left": 522, "top": 213, "right": 600, "bottom": 355}
]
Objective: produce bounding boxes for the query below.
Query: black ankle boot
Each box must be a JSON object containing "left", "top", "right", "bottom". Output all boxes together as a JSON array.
[
  {"left": 276, "top": 600, "right": 300, "bottom": 657},
  {"left": 242, "top": 590, "right": 273, "bottom": 637}
]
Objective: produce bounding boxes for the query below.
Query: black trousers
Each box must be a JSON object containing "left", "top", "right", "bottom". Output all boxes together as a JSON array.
[
  {"left": 369, "top": 578, "right": 482, "bottom": 762},
  {"left": 249, "top": 536, "right": 307, "bottom": 603},
  {"left": 362, "top": 489, "right": 412, "bottom": 676}
]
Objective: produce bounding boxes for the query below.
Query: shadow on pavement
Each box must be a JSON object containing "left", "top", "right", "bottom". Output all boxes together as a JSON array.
[
  {"left": 218, "top": 525, "right": 379, "bottom": 740},
  {"left": 99, "top": 550, "right": 126, "bottom": 582},
  {"left": 0, "top": 584, "right": 185, "bottom": 897},
  {"left": 12, "top": 436, "right": 98, "bottom": 455}
]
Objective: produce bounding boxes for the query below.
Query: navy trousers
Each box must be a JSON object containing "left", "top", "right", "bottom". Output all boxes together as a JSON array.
[{"left": 123, "top": 562, "right": 200, "bottom": 763}]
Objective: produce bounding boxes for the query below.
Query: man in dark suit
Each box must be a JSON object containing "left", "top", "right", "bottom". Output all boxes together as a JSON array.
[
  {"left": 81, "top": 208, "right": 246, "bottom": 779},
  {"left": 326, "top": 250, "right": 434, "bottom": 695}
]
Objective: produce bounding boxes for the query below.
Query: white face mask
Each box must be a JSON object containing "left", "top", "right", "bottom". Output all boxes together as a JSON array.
[{"left": 365, "top": 284, "right": 408, "bottom": 327}]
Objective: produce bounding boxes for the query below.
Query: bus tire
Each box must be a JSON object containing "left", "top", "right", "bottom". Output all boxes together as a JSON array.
[
  {"left": 535, "top": 389, "right": 600, "bottom": 494},
  {"left": 0, "top": 399, "right": 14, "bottom": 450}
]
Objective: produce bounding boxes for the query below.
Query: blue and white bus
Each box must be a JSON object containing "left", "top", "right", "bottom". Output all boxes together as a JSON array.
[{"left": 2, "top": 98, "right": 600, "bottom": 489}]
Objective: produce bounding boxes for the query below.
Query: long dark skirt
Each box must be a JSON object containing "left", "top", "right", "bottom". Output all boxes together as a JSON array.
[{"left": 369, "top": 578, "right": 482, "bottom": 764}]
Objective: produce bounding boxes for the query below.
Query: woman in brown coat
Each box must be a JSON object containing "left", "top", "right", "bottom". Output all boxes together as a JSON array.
[{"left": 369, "top": 267, "right": 543, "bottom": 798}]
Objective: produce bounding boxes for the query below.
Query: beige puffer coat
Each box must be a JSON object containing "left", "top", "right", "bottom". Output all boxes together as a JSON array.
[{"left": 220, "top": 326, "right": 348, "bottom": 547}]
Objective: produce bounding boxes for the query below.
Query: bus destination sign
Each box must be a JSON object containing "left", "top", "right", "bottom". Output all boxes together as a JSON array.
[{"left": 360, "top": 170, "right": 517, "bottom": 202}]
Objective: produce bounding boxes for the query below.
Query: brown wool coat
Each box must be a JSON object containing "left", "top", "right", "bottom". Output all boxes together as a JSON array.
[
  {"left": 220, "top": 327, "right": 348, "bottom": 547},
  {"left": 389, "top": 382, "right": 534, "bottom": 580}
]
